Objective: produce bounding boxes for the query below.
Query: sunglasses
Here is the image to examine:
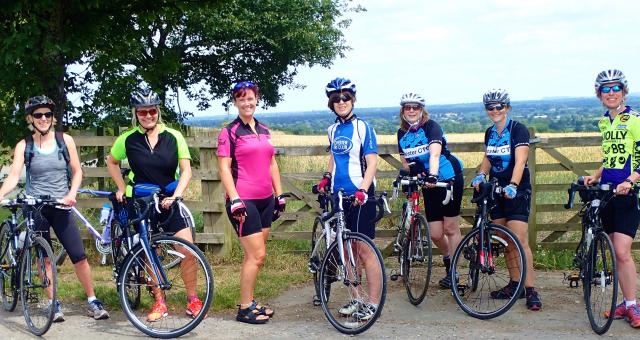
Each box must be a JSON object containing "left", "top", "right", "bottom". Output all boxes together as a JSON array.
[
  {"left": 32, "top": 111, "right": 53, "bottom": 119},
  {"left": 600, "top": 85, "right": 623, "bottom": 94},
  {"left": 233, "top": 81, "right": 256, "bottom": 92},
  {"left": 330, "top": 94, "right": 352, "bottom": 104},
  {"left": 485, "top": 103, "right": 506, "bottom": 111},
  {"left": 136, "top": 108, "right": 158, "bottom": 117},
  {"left": 403, "top": 104, "right": 423, "bottom": 111}
]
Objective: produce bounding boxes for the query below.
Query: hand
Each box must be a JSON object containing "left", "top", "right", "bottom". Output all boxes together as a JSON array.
[
  {"left": 424, "top": 174, "right": 438, "bottom": 188},
  {"left": 230, "top": 198, "right": 247, "bottom": 223},
  {"left": 61, "top": 194, "right": 77, "bottom": 207},
  {"left": 161, "top": 196, "right": 178, "bottom": 210},
  {"left": 471, "top": 173, "right": 486, "bottom": 190},
  {"left": 408, "top": 162, "right": 426, "bottom": 176},
  {"left": 615, "top": 180, "right": 633, "bottom": 196},
  {"left": 317, "top": 172, "right": 331, "bottom": 193},
  {"left": 583, "top": 175, "right": 598, "bottom": 186},
  {"left": 504, "top": 184, "right": 517, "bottom": 199},
  {"left": 115, "top": 189, "right": 126, "bottom": 203},
  {"left": 272, "top": 194, "right": 286, "bottom": 221},
  {"left": 354, "top": 189, "right": 368, "bottom": 206}
]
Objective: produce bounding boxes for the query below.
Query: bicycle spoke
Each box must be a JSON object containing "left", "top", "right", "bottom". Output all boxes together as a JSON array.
[
  {"left": 585, "top": 233, "right": 617, "bottom": 334},
  {"left": 20, "top": 236, "right": 56, "bottom": 336}
]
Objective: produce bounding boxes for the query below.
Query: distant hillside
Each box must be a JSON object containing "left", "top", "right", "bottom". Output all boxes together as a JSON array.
[{"left": 187, "top": 95, "right": 640, "bottom": 135}]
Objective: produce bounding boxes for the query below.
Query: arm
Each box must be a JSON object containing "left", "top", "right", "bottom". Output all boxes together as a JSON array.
[
  {"left": 472, "top": 155, "right": 491, "bottom": 190},
  {"left": 61, "top": 134, "right": 82, "bottom": 206},
  {"left": 360, "top": 153, "right": 377, "bottom": 192},
  {"left": 509, "top": 145, "right": 529, "bottom": 187},
  {"left": 0, "top": 140, "right": 26, "bottom": 201},
  {"left": 106, "top": 154, "right": 126, "bottom": 201},
  {"left": 218, "top": 156, "right": 244, "bottom": 223},
  {"left": 270, "top": 156, "right": 283, "bottom": 197},
  {"left": 425, "top": 143, "right": 442, "bottom": 188},
  {"left": 400, "top": 155, "right": 409, "bottom": 171},
  {"left": 161, "top": 158, "right": 191, "bottom": 209}
]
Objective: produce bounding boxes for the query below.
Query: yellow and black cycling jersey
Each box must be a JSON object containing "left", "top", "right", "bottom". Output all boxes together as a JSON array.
[{"left": 598, "top": 106, "right": 640, "bottom": 185}]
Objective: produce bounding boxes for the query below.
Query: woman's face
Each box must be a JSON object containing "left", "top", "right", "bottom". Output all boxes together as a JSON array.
[
  {"left": 402, "top": 103, "right": 423, "bottom": 124},
  {"left": 485, "top": 102, "right": 510, "bottom": 125},
  {"left": 331, "top": 93, "right": 354, "bottom": 118},
  {"left": 598, "top": 82, "right": 625, "bottom": 110},
  {"left": 135, "top": 105, "right": 159, "bottom": 130},
  {"left": 31, "top": 107, "right": 54, "bottom": 132},
  {"left": 234, "top": 90, "right": 257, "bottom": 119}
]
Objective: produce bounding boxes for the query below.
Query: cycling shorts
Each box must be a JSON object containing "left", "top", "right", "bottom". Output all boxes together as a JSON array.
[
  {"left": 34, "top": 206, "right": 87, "bottom": 264},
  {"left": 126, "top": 199, "right": 189, "bottom": 235},
  {"left": 422, "top": 172, "right": 464, "bottom": 222},
  {"left": 225, "top": 196, "right": 274, "bottom": 237},
  {"left": 343, "top": 198, "right": 377, "bottom": 240},
  {"left": 600, "top": 193, "right": 640, "bottom": 238},
  {"left": 489, "top": 190, "right": 531, "bottom": 223}
]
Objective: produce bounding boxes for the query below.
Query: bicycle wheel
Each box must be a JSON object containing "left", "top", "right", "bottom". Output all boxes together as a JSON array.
[
  {"left": 319, "top": 232, "right": 386, "bottom": 335},
  {"left": 311, "top": 217, "right": 329, "bottom": 304},
  {"left": 584, "top": 232, "right": 617, "bottom": 335},
  {"left": 20, "top": 236, "right": 56, "bottom": 336},
  {"left": 451, "top": 223, "right": 525, "bottom": 319},
  {"left": 118, "top": 235, "right": 214, "bottom": 338},
  {"left": 0, "top": 222, "right": 18, "bottom": 311},
  {"left": 403, "top": 213, "right": 431, "bottom": 305},
  {"left": 111, "top": 219, "right": 141, "bottom": 309}
]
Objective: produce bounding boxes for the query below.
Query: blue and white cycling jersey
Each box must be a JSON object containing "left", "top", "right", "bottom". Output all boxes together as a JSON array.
[
  {"left": 397, "top": 120, "right": 463, "bottom": 181},
  {"left": 484, "top": 117, "right": 531, "bottom": 189},
  {"left": 327, "top": 116, "right": 378, "bottom": 194}
]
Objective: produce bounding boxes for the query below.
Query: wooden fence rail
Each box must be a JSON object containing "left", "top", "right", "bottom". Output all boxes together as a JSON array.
[{"left": 18, "top": 127, "right": 639, "bottom": 256}]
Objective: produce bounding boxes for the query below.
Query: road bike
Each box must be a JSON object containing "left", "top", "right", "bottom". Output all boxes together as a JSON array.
[
  {"left": 0, "top": 194, "right": 60, "bottom": 335},
  {"left": 389, "top": 170, "right": 453, "bottom": 305},
  {"left": 564, "top": 178, "right": 624, "bottom": 334},
  {"left": 309, "top": 187, "right": 389, "bottom": 334},
  {"left": 450, "top": 178, "right": 526, "bottom": 319}
]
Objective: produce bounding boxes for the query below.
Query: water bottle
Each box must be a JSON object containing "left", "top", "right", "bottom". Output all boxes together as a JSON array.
[
  {"left": 18, "top": 231, "right": 26, "bottom": 249},
  {"left": 100, "top": 203, "right": 111, "bottom": 226}
]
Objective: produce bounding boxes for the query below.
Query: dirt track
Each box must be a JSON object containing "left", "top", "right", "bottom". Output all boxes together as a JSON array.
[{"left": 1, "top": 268, "right": 639, "bottom": 339}]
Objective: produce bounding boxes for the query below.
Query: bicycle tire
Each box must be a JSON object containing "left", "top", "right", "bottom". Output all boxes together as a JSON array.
[
  {"left": 110, "top": 218, "right": 141, "bottom": 309},
  {"left": 52, "top": 237, "right": 67, "bottom": 267},
  {"left": 0, "top": 222, "right": 18, "bottom": 311},
  {"left": 451, "top": 223, "right": 526, "bottom": 319},
  {"left": 118, "top": 235, "right": 214, "bottom": 338},
  {"left": 20, "top": 236, "right": 56, "bottom": 336},
  {"left": 403, "top": 213, "right": 431, "bottom": 305},
  {"left": 319, "top": 232, "right": 386, "bottom": 335},
  {"left": 585, "top": 232, "right": 617, "bottom": 335},
  {"left": 311, "top": 217, "right": 329, "bottom": 304}
]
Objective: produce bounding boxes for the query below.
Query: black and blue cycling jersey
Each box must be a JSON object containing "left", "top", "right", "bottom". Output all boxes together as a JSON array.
[{"left": 484, "top": 117, "right": 531, "bottom": 189}]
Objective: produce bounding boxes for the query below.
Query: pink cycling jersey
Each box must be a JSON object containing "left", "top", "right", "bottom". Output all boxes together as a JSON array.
[{"left": 217, "top": 117, "right": 275, "bottom": 199}]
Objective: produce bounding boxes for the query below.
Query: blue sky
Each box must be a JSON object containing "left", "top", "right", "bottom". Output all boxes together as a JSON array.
[{"left": 195, "top": 0, "right": 640, "bottom": 116}]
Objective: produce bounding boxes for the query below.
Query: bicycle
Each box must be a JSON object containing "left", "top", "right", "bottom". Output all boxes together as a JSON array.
[
  {"left": 389, "top": 170, "right": 453, "bottom": 305},
  {"left": 564, "top": 178, "right": 624, "bottom": 334},
  {"left": 450, "top": 178, "right": 527, "bottom": 319},
  {"left": 0, "top": 194, "right": 60, "bottom": 335},
  {"left": 311, "top": 187, "right": 389, "bottom": 335}
]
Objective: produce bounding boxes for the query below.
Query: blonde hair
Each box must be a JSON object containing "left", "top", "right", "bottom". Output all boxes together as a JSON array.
[
  {"left": 398, "top": 107, "right": 429, "bottom": 132},
  {"left": 131, "top": 105, "right": 163, "bottom": 128}
]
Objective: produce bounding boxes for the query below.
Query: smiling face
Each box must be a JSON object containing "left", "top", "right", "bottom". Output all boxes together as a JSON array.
[
  {"left": 135, "top": 105, "right": 159, "bottom": 130},
  {"left": 30, "top": 107, "right": 54, "bottom": 132},
  {"left": 329, "top": 92, "right": 354, "bottom": 118},
  {"left": 598, "top": 82, "right": 625, "bottom": 110},
  {"left": 485, "top": 102, "right": 510, "bottom": 125},
  {"left": 402, "top": 104, "right": 424, "bottom": 124},
  {"left": 233, "top": 90, "right": 258, "bottom": 119}
]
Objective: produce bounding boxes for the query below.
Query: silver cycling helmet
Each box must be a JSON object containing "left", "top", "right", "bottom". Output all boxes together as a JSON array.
[
  {"left": 594, "top": 69, "right": 628, "bottom": 95},
  {"left": 483, "top": 88, "right": 510, "bottom": 106},
  {"left": 130, "top": 88, "right": 161, "bottom": 108},
  {"left": 325, "top": 77, "right": 356, "bottom": 97},
  {"left": 400, "top": 92, "right": 426, "bottom": 107}
]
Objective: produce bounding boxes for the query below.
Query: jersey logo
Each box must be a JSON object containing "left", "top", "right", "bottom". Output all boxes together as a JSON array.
[
  {"left": 403, "top": 145, "right": 429, "bottom": 158},
  {"left": 486, "top": 145, "right": 510, "bottom": 156},
  {"left": 620, "top": 114, "right": 630, "bottom": 122},
  {"left": 332, "top": 136, "right": 353, "bottom": 154}
]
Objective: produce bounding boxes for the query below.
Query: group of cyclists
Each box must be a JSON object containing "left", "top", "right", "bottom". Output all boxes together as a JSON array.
[{"left": 0, "top": 67, "right": 638, "bottom": 332}]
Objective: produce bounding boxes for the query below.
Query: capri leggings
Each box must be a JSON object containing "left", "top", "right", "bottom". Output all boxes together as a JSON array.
[{"left": 33, "top": 205, "right": 87, "bottom": 264}]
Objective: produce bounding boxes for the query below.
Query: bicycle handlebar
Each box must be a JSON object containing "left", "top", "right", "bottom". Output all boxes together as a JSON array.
[
  {"left": 564, "top": 177, "right": 638, "bottom": 209},
  {"left": 1, "top": 194, "right": 68, "bottom": 209},
  {"left": 392, "top": 173, "right": 453, "bottom": 205}
]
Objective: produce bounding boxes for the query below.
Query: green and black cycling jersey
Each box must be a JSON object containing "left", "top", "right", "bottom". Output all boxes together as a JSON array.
[
  {"left": 598, "top": 106, "right": 640, "bottom": 185},
  {"left": 110, "top": 124, "right": 191, "bottom": 196}
]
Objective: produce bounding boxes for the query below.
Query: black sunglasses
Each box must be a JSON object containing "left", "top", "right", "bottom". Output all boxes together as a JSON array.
[
  {"left": 32, "top": 111, "right": 53, "bottom": 119},
  {"left": 330, "top": 94, "right": 352, "bottom": 104},
  {"left": 485, "top": 104, "right": 506, "bottom": 111}
]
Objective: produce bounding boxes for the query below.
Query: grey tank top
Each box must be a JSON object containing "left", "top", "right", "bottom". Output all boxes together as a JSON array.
[{"left": 27, "top": 144, "right": 69, "bottom": 199}]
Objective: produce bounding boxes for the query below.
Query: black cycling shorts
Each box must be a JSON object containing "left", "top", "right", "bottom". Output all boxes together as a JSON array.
[
  {"left": 600, "top": 193, "right": 640, "bottom": 238},
  {"left": 226, "top": 196, "right": 274, "bottom": 237},
  {"left": 422, "top": 172, "right": 464, "bottom": 222},
  {"left": 343, "top": 197, "right": 377, "bottom": 240},
  {"left": 489, "top": 190, "right": 531, "bottom": 223},
  {"left": 34, "top": 206, "right": 87, "bottom": 264},
  {"left": 126, "top": 198, "right": 189, "bottom": 235}
]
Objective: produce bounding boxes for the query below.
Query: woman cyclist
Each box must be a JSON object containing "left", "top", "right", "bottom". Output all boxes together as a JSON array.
[
  {"left": 471, "top": 89, "right": 542, "bottom": 311},
  {"left": 395, "top": 92, "right": 464, "bottom": 289},
  {"left": 218, "top": 81, "right": 286, "bottom": 324},
  {"left": 316, "top": 77, "right": 382, "bottom": 320},
  {"left": 584, "top": 69, "right": 640, "bottom": 328},
  {"left": 106, "top": 88, "right": 202, "bottom": 322},
  {"left": 0, "top": 95, "right": 109, "bottom": 322}
]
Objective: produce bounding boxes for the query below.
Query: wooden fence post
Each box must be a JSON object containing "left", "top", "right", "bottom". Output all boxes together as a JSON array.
[
  {"left": 528, "top": 127, "right": 538, "bottom": 251},
  {"left": 96, "top": 126, "right": 105, "bottom": 190}
]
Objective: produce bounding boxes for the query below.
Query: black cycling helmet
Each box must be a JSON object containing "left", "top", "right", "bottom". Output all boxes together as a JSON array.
[
  {"left": 130, "top": 88, "right": 161, "bottom": 108},
  {"left": 25, "top": 95, "right": 55, "bottom": 115}
]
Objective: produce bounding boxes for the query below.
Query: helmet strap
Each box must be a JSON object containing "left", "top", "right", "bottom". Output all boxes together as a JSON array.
[
  {"left": 333, "top": 108, "right": 355, "bottom": 123},
  {"left": 32, "top": 122, "right": 53, "bottom": 136},
  {"left": 402, "top": 115, "right": 422, "bottom": 131}
]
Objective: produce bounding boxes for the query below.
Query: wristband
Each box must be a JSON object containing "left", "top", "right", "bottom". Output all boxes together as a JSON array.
[
  {"left": 624, "top": 179, "right": 634, "bottom": 185},
  {"left": 509, "top": 181, "right": 519, "bottom": 187}
]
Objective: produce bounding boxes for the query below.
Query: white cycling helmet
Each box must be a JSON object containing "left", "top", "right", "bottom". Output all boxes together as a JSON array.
[
  {"left": 400, "top": 92, "right": 426, "bottom": 107},
  {"left": 594, "top": 69, "right": 628, "bottom": 94},
  {"left": 483, "top": 89, "right": 510, "bottom": 106}
]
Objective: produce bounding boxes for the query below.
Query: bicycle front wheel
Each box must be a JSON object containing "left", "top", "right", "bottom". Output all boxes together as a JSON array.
[
  {"left": 20, "top": 236, "right": 57, "bottom": 336},
  {"left": 0, "top": 222, "right": 18, "bottom": 311},
  {"left": 319, "top": 232, "right": 386, "bottom": 335},
  {"left": 118, "top": 235, "right": 214, "bottom": 338},
  {"left": 311, "top": 217, "right": 329, "bottom": 304},
  {"left": 403, "top": 213, "right": 431, "bottom": 305},
  {"left": 451, "top": 224, "right": 526, "bottom": 319},
  {"left": 585, "top": 232, "right": 617, "bottom": 335}
]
